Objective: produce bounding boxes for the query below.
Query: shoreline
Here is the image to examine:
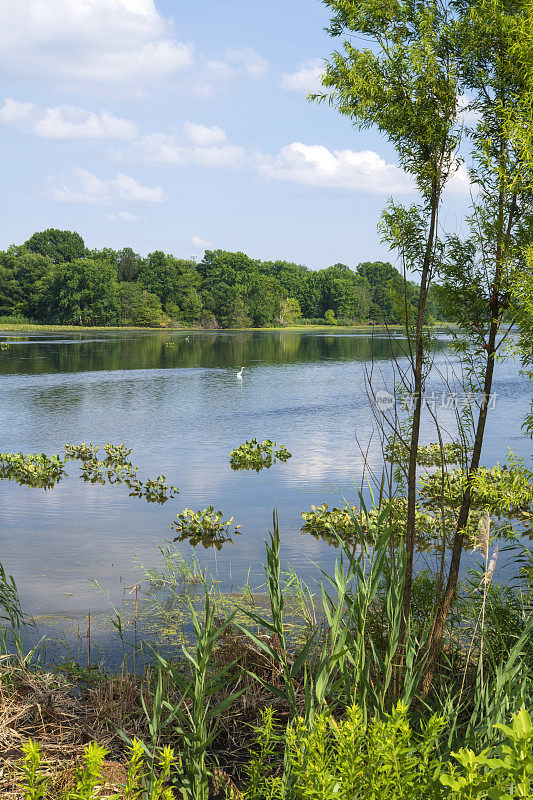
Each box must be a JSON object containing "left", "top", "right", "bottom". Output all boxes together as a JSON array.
[{"left": 0, "top": 322, "right": 451, "bottom": 333}]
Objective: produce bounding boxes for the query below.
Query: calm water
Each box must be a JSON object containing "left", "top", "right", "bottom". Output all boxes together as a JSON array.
[{"left": 0, "top": 329, "right": 531, "bottom": 621}]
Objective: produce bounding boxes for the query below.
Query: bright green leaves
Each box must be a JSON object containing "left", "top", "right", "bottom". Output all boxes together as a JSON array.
[
  {"left": 229, "top": 439, "right": 292, "bottom": 472},
  {"left": 0, "top": 443, "right": 179, "bottom": 503},
  {"left": 65, "top": 442, "right": 179, "bottom": 503},
  {"left": 385, "top": 439, "right": 468, "bottom": 467},
  {"left": 440, "top": 708, "right": 533, "bottom": 798},
  {"left": 18, "top": 737, "right": 177, "bottom": 799},
  {"left": 316, "top": 0, "right": 461, "bottom": 198},
  {"left": 171, "top": 506, "right": 242, "bottom": 550},
  {"left": 0, "top": 451, "right": 66, "bottom": 489}
]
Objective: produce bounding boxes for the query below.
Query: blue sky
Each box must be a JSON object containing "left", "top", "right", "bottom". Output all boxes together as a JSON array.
[{"left": 0, "top": 0, "right": 469, "bottom": 269}]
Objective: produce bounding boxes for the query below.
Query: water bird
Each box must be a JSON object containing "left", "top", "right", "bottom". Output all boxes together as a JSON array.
[
  {"left": 237, "top": 367, "right": 244, "bottom": 379},
  {"left": 185, "top": 336, "right": 189, "bottom": 341}
]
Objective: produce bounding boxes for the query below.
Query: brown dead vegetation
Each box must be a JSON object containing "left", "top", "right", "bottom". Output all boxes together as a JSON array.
[{"left": 0, "top": 627, "right": 305, "bottom": 799}]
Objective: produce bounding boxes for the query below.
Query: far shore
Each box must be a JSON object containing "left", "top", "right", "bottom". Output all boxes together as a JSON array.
[{"left": 0, "top": 321, "right": 451, "bottom": 333}]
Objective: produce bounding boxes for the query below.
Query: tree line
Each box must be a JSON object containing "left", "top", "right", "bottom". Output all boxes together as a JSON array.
[{"left": 0, "top": 228, "right": 443, "bottom": 327}]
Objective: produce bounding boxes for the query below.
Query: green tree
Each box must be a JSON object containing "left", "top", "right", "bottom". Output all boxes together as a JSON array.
[
  {"left": 139, "top": 251, "right": 178, "bottom": 307},
  {"left": 0, "top": 247, "right": 52, "bottom": 319},
  {"left": 117, "top": 283, "right": 166, "bottom": 326},
  {"left": 117, "top": 248, "right": 144, "bottom": 282},
  {"left": 279, "top": 297, "right": 302, "bottom": 325},
  {"left": 316, "top": 0, "right": 462, "bottom": 651},
  {"left": 38, "top": 258, "right": 120, "bottom": 325},
  {"left": 420, "top": 0, "right": 533, "bottom": 686},
  {"left": 24, "top": 229, "right": 85, "bottom": 263}
]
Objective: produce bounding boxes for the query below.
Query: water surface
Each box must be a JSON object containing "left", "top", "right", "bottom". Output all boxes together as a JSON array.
[{"left": 0, "top": 329, "right": 530, "bottom": 622}]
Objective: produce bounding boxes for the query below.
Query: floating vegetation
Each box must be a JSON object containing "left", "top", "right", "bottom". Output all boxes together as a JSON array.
[
  {"left": 229, "top": 438, "right": 292, "bottom": 472},
  {"left": 0, "top": 444, "right": 178, "bottom": 503},
  {"left": 385, "top": 439, "right": 469, "bottom": 467},
  {"left": 301, "top": 499, "right": 480, "bottom": 552},
  {"left": 0, "top": 335, "right": 29, "bottom": 350},
  {"left": 65, "top": 442, "right": 179, "bottom": 503},
  {"left": 171, "top": 506, "right": 242, "bottom": 549},
  {"left": 0, "top": 451, "right": 66, "bottom": 489}
]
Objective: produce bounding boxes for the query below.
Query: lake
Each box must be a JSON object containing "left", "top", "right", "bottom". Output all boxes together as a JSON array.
[{"left": 0, "top": 329, "right": 531, "bottom": 627}]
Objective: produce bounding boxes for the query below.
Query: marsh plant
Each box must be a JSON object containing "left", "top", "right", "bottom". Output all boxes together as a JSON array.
[
  {"left": 0, "top": 442, "right": 179, "bottom": 502},
  {"left": 229, "top": 439, "right": 292, "bottom": 472},
  {"left": 172, "top": 506, "right": 242, "bottom": 550}
]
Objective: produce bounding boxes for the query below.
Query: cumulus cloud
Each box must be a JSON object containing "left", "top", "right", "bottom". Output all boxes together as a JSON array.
[
  {"left": 124, "top": 123, "right": 246, "bottom": 168},
  {"left": 280, "top": 59, "right": 324, "bottom": 95},
  {"left": 255, "top": 142, "right": 415, "bottom": 194},
  {"left": 191, "top": 234, "right": 212, "bottom": 248},
  {"left": 447, "top": 159, "right": 472, "bottom": 195},
  {"left": 106, "top": 211, "right": 141, "bottom": 222},
  {"left": 183, "top": 122, "right": 227, "bottom": 147},
  {"left": 46, "top": 168, "right": 166, "bottom": 204},
  {"left": 207, "top": 46, "right": 269, "bottom": 80},
  {"left": 0, "top": 0, "right": 193, "bottom": 87},
  {"left": 456, "top": 94, "right": 481, "bottom": 126},
  {"left": 0, "top": 98, "right": 137, "bottom": 139}
]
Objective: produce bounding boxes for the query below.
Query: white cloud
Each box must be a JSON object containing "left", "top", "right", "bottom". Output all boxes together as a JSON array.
[
  {"left": 456, "top": 94, "right": 481, "bottom": 126},
  {"left": 46, "top": 168, "right": 166, "bottom": 204},
  {"left": 255, "top": 142, "right": 414, "bottom": 194},
  {"left": 0, "top": 98, "right": 137, "bottom": 139},
  {"left": 0, "top": 0, "right": 194, "bottom": 87},
  {"left": 125, "top": 127, "right": 246, "bottom": 168},
  {"left": 184, "top": 122, "right": 227, "bottom": 147},
  {"left": 207, "top": 46, "right": 268, "bottom": 80},
  {"left": 447, "top": 159, "right": 472, "bottom": 195},
  {"left": 106, "top": 211, "right": 141, "bottom": 222},
  {"left": 0, "top": 98, "right": 35, "bottom": 124},
  {"left": 191, "top": 234, "right": 212, "bottom": 249},
  {"left": 280, "top": 59, "right": 324, "bottom": 95}
]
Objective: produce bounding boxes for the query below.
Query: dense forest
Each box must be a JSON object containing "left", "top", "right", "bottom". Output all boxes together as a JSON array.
[{"left": 0, "top": 228, "right": 443, "bottom": 327}]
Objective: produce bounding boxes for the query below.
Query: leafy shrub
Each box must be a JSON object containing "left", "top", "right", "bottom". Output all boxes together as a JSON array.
[
  {"left": 0, "top": 315, "right": 32, "bottom": 324},
  {"left": 440, "top": 708, "right": 533, "bottom": 798},
  {"left": 238, "top": 705, "right": 533, "bottom": 800}
]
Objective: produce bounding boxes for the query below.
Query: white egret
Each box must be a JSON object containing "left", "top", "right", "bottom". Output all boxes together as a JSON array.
[{"left": 237, "top": 367, "right": 244, "bottom": 379}]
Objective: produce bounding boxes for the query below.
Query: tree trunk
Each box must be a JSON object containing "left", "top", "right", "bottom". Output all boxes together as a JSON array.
[{"left": 400, "top": 178, "right": 440, "bottom": 637}]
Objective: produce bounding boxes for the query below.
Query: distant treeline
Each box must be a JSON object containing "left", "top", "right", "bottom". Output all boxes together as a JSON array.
[{"left": 0, "top": 229, "right": 444, "bottom": 328}]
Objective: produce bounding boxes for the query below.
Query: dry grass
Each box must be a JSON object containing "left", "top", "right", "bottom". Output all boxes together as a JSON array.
[
  {"left": 0, "top": 627, "right": 305, "bottom": 798},
  {"left": 0, "top": 657, "right": 149, "bottom": 798}
]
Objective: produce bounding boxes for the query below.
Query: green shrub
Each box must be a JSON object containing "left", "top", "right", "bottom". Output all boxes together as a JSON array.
[
  {"left": 239, "top": 705, "right": 533, "bottom": 800},
  {"left": 440, "top": 708, "right": 533, "bottom": 798},
  {"left": 17, "top": 738, "right": 176, "bottom": 799},
  {"left": 285, "top": 701, "right": 445, "bottom": 800},
  {"left": 0, "top": 314, "right": 32, "bottom": 324}
]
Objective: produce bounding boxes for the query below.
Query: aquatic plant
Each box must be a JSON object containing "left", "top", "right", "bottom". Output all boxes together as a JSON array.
[
  {"left": 0, "top": 451, "right": 66, "bottom": 489},
  {"left": 0, "top": 442, "right": 179, "bottom": 503},
  {"left": 229, "top": 439, "right": 292, "bottom": 472},
  {"left": 171, "top": 506, "right": 242, "bottom": 549}
]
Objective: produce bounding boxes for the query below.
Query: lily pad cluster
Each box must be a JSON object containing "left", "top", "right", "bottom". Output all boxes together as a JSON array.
[
  {"left": 301, "top": 454, "right": 533, "bottom": 552},
  {"left": 300, "top": 500, "right": 444, "bottom": 552},
  {"left": 172, "top": 506, "right": 242, "bottom": 550},
  {"left": 229, "top": 439, "right": 292, "bottom": 472}
]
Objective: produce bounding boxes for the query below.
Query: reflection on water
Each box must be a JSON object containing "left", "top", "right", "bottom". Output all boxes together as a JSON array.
[{"left": 0, "top": 329, "right": 530, "bottom": 621}]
